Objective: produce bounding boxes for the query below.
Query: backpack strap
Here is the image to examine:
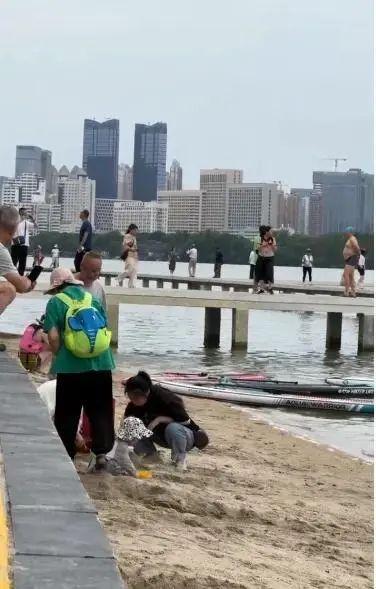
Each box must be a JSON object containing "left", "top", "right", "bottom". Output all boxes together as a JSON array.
[{"left": 56, "top": 291, "right": 92, "bottom": 310}]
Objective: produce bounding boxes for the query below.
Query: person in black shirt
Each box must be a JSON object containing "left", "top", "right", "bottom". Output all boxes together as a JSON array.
[
  {"left": 123, "top": 371, "right": 209, "bottom": 471},
  {"left": 74, "top": 209, "right": 93, "bottom": 272},
  {"left": 213, "top": 248, "right": 224, "bottom": 278}
]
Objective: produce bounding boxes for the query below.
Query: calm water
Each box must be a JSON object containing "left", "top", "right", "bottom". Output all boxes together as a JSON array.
[{"left": 1, "top": 258, "right": 374, "bottom": 462}]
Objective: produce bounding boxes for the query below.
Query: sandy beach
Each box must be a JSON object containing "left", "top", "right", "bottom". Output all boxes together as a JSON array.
[
  {"left": 2, "top": 338, "right": 373, "bottom": 588},
  {"left": 80, "top": 378, "right": 373, "bottom": 589}
]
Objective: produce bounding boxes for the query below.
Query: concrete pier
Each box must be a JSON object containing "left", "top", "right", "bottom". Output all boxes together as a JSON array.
[
  {"left": 204, "top": 308, "right": 221, "bottom": 348},
  {"left": 231, "top": 309, "right": 249, "bottom": 350},
  {"left": 326, "top": 312, "right": 343, "bottom": 349},
  {"left": 107, "top": 303, "right": 119, "bottom": 346},
  {"left": 358, "top": 314, "right": 374, "bottom": 352}
]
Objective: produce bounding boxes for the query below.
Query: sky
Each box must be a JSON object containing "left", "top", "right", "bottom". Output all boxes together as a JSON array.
[{"left": 0, "top": 0, "right": 373, "bottom": 188}]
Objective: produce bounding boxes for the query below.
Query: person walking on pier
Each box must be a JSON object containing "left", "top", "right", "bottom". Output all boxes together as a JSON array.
[
  {"left": 50, "top": 244, "right": 60, "bottom": 269},
  {"left": 33, "top": 245, "right": 44, "bottom": 267},
  {"left": 249, "top": 249, "right": 257, "bottom": 280},
  {"left": 0, "top": 206, "right": 35, "bottom": 316},
  {"left": 74, "top": 209, "right": 93, "bottom": 272},
  {"left": 342, "top": 227, "right": 360, "bottom": 297},
  {"left": 118, "top": 224, "right": 139, "bottom": 288},
  {"left": 187, "top": 244, "right": 198, "bottom": 277},
  {"left": 213, "top": 248, "right": 223, "bottom": 278},
  {"left": 11, "top": 207, "right": 37, "bottom": 276},
  {"left": 43, "top": 267, "right": 115, "bottom": 470},
  {"left": 301, "top": 248, "right": 313, "bottom": 283},
  {"left": 168, "top": 247, "right": 177, "bottom": 275}
]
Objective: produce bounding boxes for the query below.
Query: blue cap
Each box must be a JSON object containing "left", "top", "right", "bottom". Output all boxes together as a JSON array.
[{"left": 345, "top": 226, "right": 354, "bottom": 232}]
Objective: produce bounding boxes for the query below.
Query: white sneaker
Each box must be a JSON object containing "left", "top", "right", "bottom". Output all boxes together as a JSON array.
[{"left": 175, "top": 458, "right": 188, "bottom": 472}]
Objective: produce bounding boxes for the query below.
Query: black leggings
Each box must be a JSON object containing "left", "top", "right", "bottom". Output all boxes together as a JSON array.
[
  {"left": 303, "top": 267, "right": 312, "bottom": 282},
  {"left": 11, "top": 245, "right": 28, "bottom": 276},
  {"left": 255, "top": 256, "right": 274, "bottom": 284},
  {"left": 55, "top": 370, "right": 114, "bottom": 459}
]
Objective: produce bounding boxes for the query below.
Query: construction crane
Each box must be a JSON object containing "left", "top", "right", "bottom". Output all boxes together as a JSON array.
[{"left": 324, "top": 157, "right": 347, "bottom": 172}]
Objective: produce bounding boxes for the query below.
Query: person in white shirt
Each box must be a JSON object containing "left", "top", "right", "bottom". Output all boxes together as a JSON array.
[
  {"left": 10, "top": 207, "right": 37, "bottom": 276},
  {"left": 249, "top": 250, "right": 257, "bottom": 279},
  {"left": 50, "top": 245, "right": 60, "bottom": 269},
  {"left": 357, "top": 248, "right": 366, "bottom": 288},
  {"left": 301, "top": 248, "right": 313, "bottom": 283},
  {"left": 186, "top": 245, "right": 198, "bottom": 277}
]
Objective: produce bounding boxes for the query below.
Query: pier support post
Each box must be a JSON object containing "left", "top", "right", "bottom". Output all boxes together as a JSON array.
[
  {"left": 156, "top": 279, "right": 164, "bottom": 288},
  {"left": 142, "top": 278, "right": 149, "bottom": 288},
  {"left": 204, "top": 308, "right": 221, "bottom": 348},
  {"left": 326, "top": 312, "right": 342, "bottom": 350},
  {"left": 107, "top": 303, "right": 119, "bottom": 347},
  {"left": 105, "top": 275, "right": 111, "bottom": 286},
  {"left": 357, "top": 314, "right": 374, "bottom": 352},
  {"left": 172, "top": 282, "right": 179, "bottom": 289},
  {"left": 231, "top": 309, "right": 248, "bottom": 350}
]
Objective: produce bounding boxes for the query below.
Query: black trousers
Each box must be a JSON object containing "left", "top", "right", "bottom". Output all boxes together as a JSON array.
[
  {"left": 255, "top": 256, "right": 274, "bottom": 284},
  {"left": 303, "top": 267, "right": 312, "bottom": 282},
  {"left": 11, "top": 245, "right": 28, "bottom": 276},
  {"left": 74, "top": 249, "right": 91, "bottom": 272},
  {"left": 249, "top": 264, "right": 255, "bottom": 279},
  {"left": 214, "top": 263, "right": 222, "bottom": 278},
  {"left": 55, "top": 370, "right": 114, "bottom": 459}
]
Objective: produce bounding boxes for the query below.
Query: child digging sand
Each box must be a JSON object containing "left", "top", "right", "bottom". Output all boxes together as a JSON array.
[{"left": 105, "top": 416, "right": 153, "bottom": 477}]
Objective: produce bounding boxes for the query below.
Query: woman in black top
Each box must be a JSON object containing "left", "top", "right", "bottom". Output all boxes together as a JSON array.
[{"left": 123, "top": 371, "right": 209, "bottom": 471}]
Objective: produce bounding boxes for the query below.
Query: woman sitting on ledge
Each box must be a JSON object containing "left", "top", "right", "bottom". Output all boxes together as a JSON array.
[{"left": 123, "top": 371, "right": 209, "bottom": 472}]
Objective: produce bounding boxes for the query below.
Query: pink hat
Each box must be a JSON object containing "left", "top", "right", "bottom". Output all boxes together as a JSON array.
[{"left": 44, "top": 267, "right": 83, "bottom": 294}]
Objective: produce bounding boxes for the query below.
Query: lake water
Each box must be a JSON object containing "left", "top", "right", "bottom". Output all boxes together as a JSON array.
[{"left": 0, "top": 257, "right": 373, "bottom": 462}]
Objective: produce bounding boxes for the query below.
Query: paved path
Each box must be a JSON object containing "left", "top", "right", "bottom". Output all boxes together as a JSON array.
[{"left": 0, "top": 353, "right": 125, "bottom": 589}]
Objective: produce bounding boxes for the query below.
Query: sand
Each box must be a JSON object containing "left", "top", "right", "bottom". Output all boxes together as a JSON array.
[
  {"left": 2, "top": 338, "right": 373, "bottom": 588},
  {"left": 81, "top": 380, "right": 373, "bottom": 589}
]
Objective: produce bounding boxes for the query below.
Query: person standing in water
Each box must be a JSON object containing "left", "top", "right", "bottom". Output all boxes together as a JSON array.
[
  {"left": 342, "top": 227, "right": 360, "bottom": 297},
  {"left": 168, "top": 248, "right": 177, "bottom": 275},
  {"left": 118, "top": 224, "right": 139, "bottom": 288},
  {"left": 301, "top": 248, "right": 313, "bottom": 283},
  {"left": 213, "top": 248, "right": 224, "bottom": 278}
]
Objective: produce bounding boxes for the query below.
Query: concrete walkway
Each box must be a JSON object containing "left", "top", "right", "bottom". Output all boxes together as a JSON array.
[{"left": 0, "top": 353, "right": 125, "bottom": 588}]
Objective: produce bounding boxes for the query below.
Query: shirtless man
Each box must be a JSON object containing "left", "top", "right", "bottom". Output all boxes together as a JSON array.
[{"left": 342, "top": 227, "right": 360, "bottom": 297}]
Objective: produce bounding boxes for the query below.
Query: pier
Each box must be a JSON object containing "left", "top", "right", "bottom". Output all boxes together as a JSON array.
[{"left": 27, "top": 282, "right": 374, "bottom": 353}]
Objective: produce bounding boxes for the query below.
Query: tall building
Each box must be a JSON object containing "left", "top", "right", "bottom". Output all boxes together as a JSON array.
[
  {"left": 113, "top": 201, "right": 168, "bottom": 233},
  {"left": 57, "top": 168, "right": 96, "bottom": 232},
  {"left": 200, "top": 169, "right": 243, "bottom": 232},
  {"left": 95, "top": 199, "right": 115, "bottom": 231},
  {"left": 308, "top": 192, "right": 322, "bottom": 236},
  {"left": 158, "top": 190, "right": 203, "bottom": 233},
  {"left": 227, "top": 183, "right": 278, "bottom": 234},
  {"left": 167, "top": 159, "right": 183, "bottom": 191},
  {"left": 132, "top": 122, "right": 167, "bottom": 202},
  {"left": 313, "top": 168, "right": 374, "bottom": 234},
  {"left": 118, "top": 164, "right": 133, "bottom": 200},
  {"left": 0, "top": 178, "right": 19, "bottom": 206},
  {"left": 22, "top": 203, "right": 62, "bottom": 233},
  {"left": 15, "top": 145, "right": 53, "bottom": 193},
  {"left": 16, "top": 173, "right": 46, "bottom": 204},
  {"left": 82, "top": 118, "right": 119, "bottom": 199}
]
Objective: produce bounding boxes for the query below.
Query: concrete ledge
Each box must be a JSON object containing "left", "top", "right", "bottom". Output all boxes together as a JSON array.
[{"left": 0, "top": 353, "right": 125, "bottom": 589}]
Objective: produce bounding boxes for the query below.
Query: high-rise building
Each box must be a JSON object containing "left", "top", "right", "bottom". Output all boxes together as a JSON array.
[
  {"left": 16, "top": 173, "right": 46, "bottom": 204},
  {"left": 113, "top": 201, "right": 168, "bottom": 233},
  {"left": 157, "top": 190, "right": 203, "bottom": 233},
  {"left": 308, "top": 192, "right": 322, "bottom": 236},
  {"left": 167, "top": 159, "right": 183, "bottom": 191},
  {"left": 57, "top": 168, "right": 96, "bottom": 232},
  {"left": 118, "top": 164, "right": 133, "bottom": 200},
  {"left": 132, "top": 122, "right": 167, "bottom": 202},
  {"left": 0, "top": 178, "right": 19, "bottom": 206},
  {"left": 95, "top": 199, "right": 115, "bottom": 231},
  {"left": 82, "top": 118, "right": 119, "bottom": 199},
  {"left": 227, "top": 183, "right": 278, "bottom": 234},
  {"left": 313, "top": 168, "right": 374, "bottom": 234},
  {"left": 15, "top": 146, "right": 53, "bottom": 194},
  {"left": 23, "top": 203, "right": 62, "bottom": 232},
  {"left": 200, "top": 169, "right": 243, "bottom": 231}
]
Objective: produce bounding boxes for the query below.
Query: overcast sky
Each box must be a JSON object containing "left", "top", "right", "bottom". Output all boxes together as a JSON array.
[{"left": 0, "top": 0, "right": 373, "bottom": 188}]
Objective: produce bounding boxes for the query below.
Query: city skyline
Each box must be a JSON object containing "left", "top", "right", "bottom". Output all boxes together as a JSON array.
[{"left": 0, "top": 0, "right": 372, "bottom": 188}]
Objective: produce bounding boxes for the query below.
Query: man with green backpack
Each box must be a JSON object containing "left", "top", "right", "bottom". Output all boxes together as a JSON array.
[{"left": 43, "top": 267, "right": 115, "bottom": 471}]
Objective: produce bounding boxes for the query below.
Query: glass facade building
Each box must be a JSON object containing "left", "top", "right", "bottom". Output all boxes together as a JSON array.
[
  {"left": 16, "top": 146, "right": 43, "bottom": 176},
  {"left": 133, "top": 122, "right": 167, "bottom": 202},
  {"left": 82, "top": 119, "right": 119, "bottom": 199}
]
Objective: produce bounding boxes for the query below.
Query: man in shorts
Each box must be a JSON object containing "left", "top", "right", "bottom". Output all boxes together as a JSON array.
[{"left": 342, "top": 227, "right": 360, "bottom": 297}]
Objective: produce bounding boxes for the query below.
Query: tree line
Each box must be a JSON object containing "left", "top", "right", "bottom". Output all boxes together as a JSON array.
[{"left": 30, "top": 230, "right": 374, "bottom": 269}]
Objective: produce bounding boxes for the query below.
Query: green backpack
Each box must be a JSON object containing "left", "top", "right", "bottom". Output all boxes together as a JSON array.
[{"left": 56, "top": 291, "right": 111, "bottom": 358}]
